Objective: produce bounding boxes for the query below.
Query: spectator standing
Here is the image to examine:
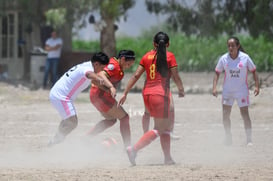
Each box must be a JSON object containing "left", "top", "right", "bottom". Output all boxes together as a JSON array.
[{"left": 43, "top": 30, "right": 63, "bottom": 89}]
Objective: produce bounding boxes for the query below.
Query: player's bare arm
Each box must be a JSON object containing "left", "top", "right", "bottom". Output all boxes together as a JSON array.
[
  {"left": 212, "top": 71, "right": 220, "bottom": 97},
  {"left": 252, "top": 70, "right": 260, "bottom": 96},
  {"left": 170, "top": 67, "right": 185, "bottom": 97},
  {"left": 90, "top": 71, "right": 116, "bottom": 98},
  {"left": 118, "top": 65, "right": 145, "bottom": 106}
]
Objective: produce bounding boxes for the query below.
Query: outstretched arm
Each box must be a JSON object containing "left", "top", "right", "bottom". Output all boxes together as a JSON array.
[
  {"left": 118, "top": 65, "right": 145, "bottom": 106},
  {"left": 170, "top": 67, "right": 184, "bottom": 97}
]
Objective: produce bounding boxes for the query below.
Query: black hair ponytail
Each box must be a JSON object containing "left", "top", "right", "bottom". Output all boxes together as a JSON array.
[
  {"left": 154, "top": 32, "right": 169, "bottom": 77},
  {"left": 156, "top": 39, "right": 168, "bottom": 77}
]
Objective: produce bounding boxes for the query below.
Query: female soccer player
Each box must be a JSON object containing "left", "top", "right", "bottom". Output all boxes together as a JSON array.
[
  {"left": 212, "top": 36, "right": 259, "bottom": 146},
  {"left": 88, "top": 50, "right": 135, "bottom": 149},
  {"left": 48, "top": 52, "right": 115, "bottom": 146},
  {"left": 119, "top": 32, "right": 185, "bottom": 165}
]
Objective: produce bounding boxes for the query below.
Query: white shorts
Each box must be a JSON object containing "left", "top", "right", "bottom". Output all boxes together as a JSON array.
[
  {"left": 222, "top": 94, "right": 250, "bottom": 108},
  {"left": 50, "top": 96, "right": 76, "bottom": 120}
]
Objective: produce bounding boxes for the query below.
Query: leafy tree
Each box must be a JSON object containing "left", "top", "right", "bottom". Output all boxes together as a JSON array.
[
  {"left": 6, "top": 0, "right": 135, "bottom": 55},
  {"left": 219, "top": 0, "right": 273, "bottom": 39},
  {"left": 91, "top": 0, "right": 135, "bottom": 56},
  {"left": 145, "top": 0, "right": 273, "bottom": 39}
]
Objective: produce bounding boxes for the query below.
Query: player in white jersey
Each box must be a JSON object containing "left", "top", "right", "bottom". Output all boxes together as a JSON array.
[
  {"left": 212, "top": 36, "right": 259, "bottom": 146},
  {"left": 48, "top": 52, "right": 116, "bottom": 146}
]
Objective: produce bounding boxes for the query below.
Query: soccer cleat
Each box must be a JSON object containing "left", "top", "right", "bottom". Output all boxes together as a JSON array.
[{"left": 126, "top": 146, "right": 136, "bottom": 166}]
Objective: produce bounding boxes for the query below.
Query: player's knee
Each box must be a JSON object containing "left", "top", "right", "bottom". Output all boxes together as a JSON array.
[
  {"left": 107, "top": 119, "right": 117, "bottom": 126},
  {"left": 161, "top": 130, "right": 171, "bottom": 135},
  {"left": 120, "top": 114, "right": 129, "bottom": 123}
]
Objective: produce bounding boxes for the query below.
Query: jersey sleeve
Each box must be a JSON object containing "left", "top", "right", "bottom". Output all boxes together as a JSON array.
[
  {"left": 247, "top": 56, "right": 256, "bottom": 72},
  {"left": 84, "top": 64, "right": 94, "bottom": 78},
  {"left": 104, "top": 59, "right": 120, "bottom": 78},
  {"left": 168, "top": 53, "right": 178, "bottom": 68},
  {"left": 215, "top": 56, "right": 224, "bottom": 73},
  {"left": 139, "top": 55, "right": 145, "bottom": 66}
]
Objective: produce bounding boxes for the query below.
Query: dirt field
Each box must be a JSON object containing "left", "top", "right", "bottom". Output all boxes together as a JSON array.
[{"left": 0, "top": 72, "right": 272, "bottom": 181}]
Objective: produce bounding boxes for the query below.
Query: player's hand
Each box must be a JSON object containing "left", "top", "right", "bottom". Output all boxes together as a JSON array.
[
  {"left": 118, "top": 94, "right": 127, "bottom": 107},
  {"left": 98, "top": 78, "right": 104, "bottom": 85},
  {"left": 178, "top": 89, "right": 185, "bottom": 97},
  {"left": 254, "top": 87, "right": 260, "bottom": 96},
  {"left": 212, "top": 88, "right": 218, "bottom": 97},
  {"left": 109, "top": 87, "right": 116, "bottom": 98}
]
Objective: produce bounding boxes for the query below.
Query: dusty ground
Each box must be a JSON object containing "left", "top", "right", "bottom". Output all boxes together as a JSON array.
[{"left": 0, "top": 72, "right": 272, "bottom": 181}]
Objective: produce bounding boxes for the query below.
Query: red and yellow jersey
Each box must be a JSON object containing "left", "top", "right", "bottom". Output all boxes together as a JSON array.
[
  {"left": 104, "top": 57, "right": 124, "bottom": 87},
  {"left": 140, "top": 49, "right": 178, "bottom": 96}
]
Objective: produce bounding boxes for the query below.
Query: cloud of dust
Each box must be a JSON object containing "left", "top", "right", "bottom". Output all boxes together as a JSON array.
[
  {"left": 179, "top": 122, "right": 252, "bottom": 167},
  {"left": 0, "top": 135, "right": 128, "bottom": 169}
]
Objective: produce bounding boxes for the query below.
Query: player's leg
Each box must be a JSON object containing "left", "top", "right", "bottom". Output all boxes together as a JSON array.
[
  {"left": 237, "top": 95, "right": 252, "bottom": 145},
  {"left": 169, "top": 94, "right": 180, "bottom": 140},
  {"left": 142, "top": 107, "right": 150, "bottom": 133},
  {"left": 49, "top": 115, "right": 78, "bottom": 146},
  {"left": 127, "top": 95, "right": 174, "bottom": 165},
  {"left": 160, "top": 130, "right": 175, "bottom": 165},
  {"left": 48, "top": 96, "right": 78, "bottom": 146},
  {"left": 89, "top": 88, "right": 120, "bottom": 138},
  {"left": 240, "top": 106, "right": 252, "bottom": 145},
  {"left": 87, "top": 117, "right": 117, "bottom": 136},
  {"left": 154, "top": 116, "right": 175, "bottom": 165},
  {"left": 132, "top": 95, "right": 161, "bottom": 151},
  {"left": 127, "top": 128, "right": 159, "bottom": 165},
  {"left": 222, "top": 104, "right": 232, "bottom": 145},
  {"left": 106, "top": 103, "right": 131, "bottom": 148}
]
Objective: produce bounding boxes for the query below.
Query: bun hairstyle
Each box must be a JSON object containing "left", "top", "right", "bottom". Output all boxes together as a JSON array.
[
  {"left": 117, "top": 50, "right": 136, "bottom": 61},
  {"left": 153, "top": 31, "right": 169, "bottom": 77},
  {"left": 91, "top": 52, "right": 109, "bottom": 65}
]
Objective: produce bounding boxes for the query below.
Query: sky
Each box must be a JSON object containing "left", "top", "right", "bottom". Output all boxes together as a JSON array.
[{"left": 74, "top": 1, "right": 167, "bottom": 40}]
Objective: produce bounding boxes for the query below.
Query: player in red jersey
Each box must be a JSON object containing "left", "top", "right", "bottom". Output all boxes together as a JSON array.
[
  {"left": 88, "top": 50, "right": 135, "bottom": 149},
  {"left": 119, "top": 32, "right": 185, "bottom": 165}
]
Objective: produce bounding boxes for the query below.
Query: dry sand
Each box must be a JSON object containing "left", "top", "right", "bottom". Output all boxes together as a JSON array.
[{"left": 0, "top": 72, "right": 272, "bottom": 181}]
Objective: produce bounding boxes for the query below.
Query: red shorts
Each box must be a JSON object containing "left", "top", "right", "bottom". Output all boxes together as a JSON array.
[
  {"left": 143, "top": 94, "right": 170, "bottom": 118},
  {"left": 90, "top": 86, "right": 116, "bottom": 112}
]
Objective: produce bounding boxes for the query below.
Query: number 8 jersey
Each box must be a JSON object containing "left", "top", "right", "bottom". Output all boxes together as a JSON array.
[{"left": 140, "top": 49, "right": 178, "bottom": 96}]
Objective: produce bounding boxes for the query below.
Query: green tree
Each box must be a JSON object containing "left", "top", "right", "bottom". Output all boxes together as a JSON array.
[
  {"left": 145, "top": 0, "right": 273, "bottom": 39},
  {"left": 12, "top": 0, "right": 135, "bottom": 55},
  {"left": 92, "top": 0, "right": 135, "bottom": 56},
  {"left": 219, "top": 0, "right": 273, "bottom": 39}
]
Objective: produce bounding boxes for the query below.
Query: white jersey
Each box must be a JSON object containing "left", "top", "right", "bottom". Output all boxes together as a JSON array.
[
  {"left": 50, "top": 61, "right": 93, "bottom": 101},
  {"left": 215, "top": 51, "right": 256, "bottom": 96},
  {"left": 46, "top": 37, "right": 63, "bottom": 58}
]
